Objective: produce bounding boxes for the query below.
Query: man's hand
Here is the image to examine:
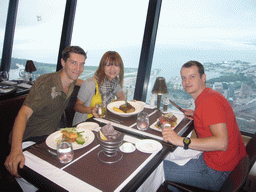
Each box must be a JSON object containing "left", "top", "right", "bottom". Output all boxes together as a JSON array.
[
  {"left": 183, "top": 109, "right": 194, "bottom": 120},
  {"left": 162, "top": 127, "right": 183, "bottom": 146},
  {"left": 4, "top": 151, "right": 25, "bottom": 177}
]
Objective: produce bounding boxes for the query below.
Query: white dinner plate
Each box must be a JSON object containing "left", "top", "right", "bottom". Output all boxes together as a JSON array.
[
  {"left": 76, "top": 122, "right": 99, "bottom": 131},
  {"left": 46, "top": 128, "right": 95, "bottom": 150},
  {"left": 119, "top": 142, "right": 136, "bottom": 153},
  {"left": 107, "top": 101, "right": 144, "bottom": 117},
  {"left": 136, "top": 139, "right": 162, "bottom": 153}
]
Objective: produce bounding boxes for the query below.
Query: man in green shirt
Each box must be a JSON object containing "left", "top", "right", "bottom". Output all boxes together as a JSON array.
[{"left": 5, "top": 46, "right": 87, "bottom": 179}]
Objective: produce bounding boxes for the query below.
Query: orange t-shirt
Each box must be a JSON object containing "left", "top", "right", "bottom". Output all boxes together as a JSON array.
[{"left": 194, "top": 88, "right": 246, "bottom": 171}]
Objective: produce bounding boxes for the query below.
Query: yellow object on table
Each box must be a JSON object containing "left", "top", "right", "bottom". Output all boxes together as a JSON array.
[{"left": 113, "top": 107, "right": 125, "bottom": 113}]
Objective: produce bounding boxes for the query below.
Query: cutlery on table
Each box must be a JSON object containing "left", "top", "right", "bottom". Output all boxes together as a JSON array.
[
  {"left": 104, "top": 116, "right": 123, "bottom": 124},
  {"left": 169, "top": 99, "right": 193, "bottom": 118},
  {"left": 169, "top": 99, "right": 185, "bottom": 113},
  {"left": 32, "top": 144, "right": 58, "bottom": 160}
]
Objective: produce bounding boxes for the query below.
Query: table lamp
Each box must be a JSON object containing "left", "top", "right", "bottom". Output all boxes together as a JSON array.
[
  {"left": 152, "top": 77, "right": 168, "bottom": 110},
  {"left": 25, "top": 60, "right": 37, "bottom": 84}
]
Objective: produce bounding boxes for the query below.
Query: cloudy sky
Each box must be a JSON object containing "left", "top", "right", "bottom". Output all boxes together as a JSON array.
[{"left": 1, "top": 0, "right": 256, "bottom": 65}]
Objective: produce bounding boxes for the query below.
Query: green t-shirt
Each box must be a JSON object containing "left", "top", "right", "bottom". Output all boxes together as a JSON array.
[{"left": 23, "top": 70, "right": 75, "bottom": 140}]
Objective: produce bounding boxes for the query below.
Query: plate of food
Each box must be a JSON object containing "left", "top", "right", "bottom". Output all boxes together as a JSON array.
[
  {"left": 136, "top": 139, "right": 162, "bottom": 153},
  {"left": 46, "top": 127, "right": 95, "bottom": 150},
  {"left": 76, "top": 122, "right": 99, "bottom": 131},
  {"left": 107, "top": 100, "right": 144, "bottom": 117},
  {"left": 150, "top": 112, "right": 183, "bottom": 132}
]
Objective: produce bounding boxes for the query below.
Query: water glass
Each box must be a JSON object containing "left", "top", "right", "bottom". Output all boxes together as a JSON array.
[
  {"left": 96, "top": 103, "right": 106, "bottom": 118},
  {"left": 137, "top": 112, "right": 149, "bottom": 131},
  {"left": 57, "top": 141, "right": 74, "bottom": 164}
]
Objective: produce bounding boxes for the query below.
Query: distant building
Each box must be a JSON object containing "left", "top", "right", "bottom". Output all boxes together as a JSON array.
[
  {"left": 239, "top": 84, "right": 251, "bottom": 98},
  {"left": 227, "top": 83, "right": 235, "bottom": 100},
  {"left": 213, "top": 82, "right": 224, "bottom": 94}
]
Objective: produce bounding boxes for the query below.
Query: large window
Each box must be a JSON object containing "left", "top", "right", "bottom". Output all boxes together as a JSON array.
[
  {"left": 151, "top": 0, "right": 256, "bottom": 134},
  {"left": 0, "top": 0, "right": 9, "bottom": 62},
  {"left": 71, "top": 0, "right": 149, "bottom": 100},
  {"left": 9, "top": 0, "right": 66, "bottom": 81}
]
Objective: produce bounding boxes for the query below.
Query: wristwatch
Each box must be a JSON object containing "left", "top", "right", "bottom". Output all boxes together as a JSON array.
[{"left": 183, "top": 137, "right": 191, "bottom": 150}]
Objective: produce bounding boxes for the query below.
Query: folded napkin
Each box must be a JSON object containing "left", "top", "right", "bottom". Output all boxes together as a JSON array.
[
  {"left": 22, "top": 141, "right": 36, "bottom": 150},
  {"left": 0, "top": 87, "right": 15, "bottom": 93},
  {"left": 101, "top": 123, "right": 124, "bottom": 141},
  {"left": 165, "top": 146, "right": 203, "bottom": 166},
  {"left": 2, "top": 81, "right": 17, "bottom": 85},
  {"left": 18, "top": 83, "right": 32, "bottom": 89}
]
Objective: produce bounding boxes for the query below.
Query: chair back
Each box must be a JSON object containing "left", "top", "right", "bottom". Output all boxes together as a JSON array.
[
  {"left": 65, "top": 85, "right": 80, "bottom": 127},
  {"left": 220, "top": 155, "right": 249, "bottom": 192},
  {"left": 246, "top": 133, "right": 256, "bottom": 170}
]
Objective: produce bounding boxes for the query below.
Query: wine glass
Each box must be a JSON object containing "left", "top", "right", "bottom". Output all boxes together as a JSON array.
[
  {"left": 0, "top": 71, "right": 9, "bottom": 82},
  {"left": 96, "top": 103, "right": 106, "bottom": 118}
]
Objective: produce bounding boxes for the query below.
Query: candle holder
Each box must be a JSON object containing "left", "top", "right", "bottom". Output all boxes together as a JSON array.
[
  {"left": 152, "top": 77, "right": 168, "bottom": 110},
  {"left": 25, "top": 60, "right": 37, "bottom": 84}
]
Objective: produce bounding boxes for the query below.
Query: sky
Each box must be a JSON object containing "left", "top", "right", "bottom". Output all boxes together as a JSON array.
[{"left": 1, "top": 0, "right": 256, "bottom": 66}]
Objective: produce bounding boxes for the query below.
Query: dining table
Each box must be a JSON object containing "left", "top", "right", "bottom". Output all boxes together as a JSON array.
[{"left": 18, "top": 104, "right": 194, "bottom": 192}]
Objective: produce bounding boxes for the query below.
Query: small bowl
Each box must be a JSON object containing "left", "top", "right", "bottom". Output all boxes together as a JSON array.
[{"left": 119, "top": 142, "right": 136, "bottom": 153}]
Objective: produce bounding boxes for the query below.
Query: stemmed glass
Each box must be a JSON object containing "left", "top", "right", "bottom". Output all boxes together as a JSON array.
[{"left": 0, "top": 71, "right": 9, "bottom": 82}]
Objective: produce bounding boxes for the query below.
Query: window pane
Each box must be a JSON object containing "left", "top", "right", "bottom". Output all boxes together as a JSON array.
[
  {"left": 10, "top": 0, "right": 66, "bottom": 81},
  {"left": 0, "top": 0, "right": 9, "bottom": 64},
  {"left": 151, "top": 0, "right": 256, "bottom": 134},
  {"left": 72, "top": 0, "right": 149, "bottom": 100}
]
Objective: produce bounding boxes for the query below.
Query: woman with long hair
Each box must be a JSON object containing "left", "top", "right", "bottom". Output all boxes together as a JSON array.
[{"left": 72, "top": 51, "right": 125, "bottom": 125}]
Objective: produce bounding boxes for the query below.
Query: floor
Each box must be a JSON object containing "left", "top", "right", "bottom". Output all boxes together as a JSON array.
[{"left": 0, "top": 164, "right": 22, "bottom": 192}]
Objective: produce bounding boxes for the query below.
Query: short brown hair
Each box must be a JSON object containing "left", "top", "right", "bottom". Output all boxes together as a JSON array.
[
  {"left": 181, "top": 60, "right": 205, "bottom": 77},
  {"left": 62, "top": 46, "right": 87, "bottom": 62}
]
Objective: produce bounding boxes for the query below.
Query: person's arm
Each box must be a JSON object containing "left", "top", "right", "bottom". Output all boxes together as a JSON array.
[
  {"left": 74, "top": 98, "right": 94, "bottom": 114},
  {"left": 115, "top": 91, "right": 125, "bottom": 101},
  {"left": 162, "top": 123, "right": 228, "bottom": 151},
  {"left": 76, "top": 79, "right": 84, "bottom": 86},
  {"left": 74, "top": 99, "right": 99, "bottom": 118},
  {"left": 4, "top": 105, "right": 33, "bottom": 177}
]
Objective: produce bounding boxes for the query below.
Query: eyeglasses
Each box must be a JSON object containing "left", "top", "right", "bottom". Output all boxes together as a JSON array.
[{"left": 105, "top": 63, "right": 120, "bottom": 68}]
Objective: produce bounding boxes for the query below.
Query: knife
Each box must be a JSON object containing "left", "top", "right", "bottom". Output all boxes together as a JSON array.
[
  {"left": 169, "top": 99, "right": 185, "bottom": 113},
  {"left": 104, "top": 116, "right": 123, "bottom": 124},
  {"left": 32, "top": 144, "right": 58, "bottom": 160}
]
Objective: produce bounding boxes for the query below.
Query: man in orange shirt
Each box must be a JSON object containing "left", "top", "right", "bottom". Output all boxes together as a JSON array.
[{"left": 162, "top": 60, "right": 246, "bottom": 191}]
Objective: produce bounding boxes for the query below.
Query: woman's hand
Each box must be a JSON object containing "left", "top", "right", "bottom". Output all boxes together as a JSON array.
[{"left": 91, "top": 107, "right": 99, "bottom": 118}]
